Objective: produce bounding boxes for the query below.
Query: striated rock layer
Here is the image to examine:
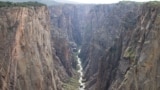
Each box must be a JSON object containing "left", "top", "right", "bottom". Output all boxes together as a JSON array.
[
  {"left": 108, "top": 2, "right": 160, "bottom": 90},
  {"left": 0, "top": 6, "right": 57, "bottom": 90},
  {"left": 88, "top": 2, "right": 160, "bottom": 90},
  {"left": 79, "top": 2, "right": 140, "bottom": 89}
]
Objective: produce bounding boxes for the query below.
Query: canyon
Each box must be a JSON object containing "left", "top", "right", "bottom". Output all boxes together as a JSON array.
[{"left": 0, "top": 1, "right": 160, "bottom": 90}]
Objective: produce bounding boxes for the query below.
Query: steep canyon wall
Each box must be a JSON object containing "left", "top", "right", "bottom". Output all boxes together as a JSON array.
[{"left": 0, "top": 6, "right": 57, "bottom": 90}]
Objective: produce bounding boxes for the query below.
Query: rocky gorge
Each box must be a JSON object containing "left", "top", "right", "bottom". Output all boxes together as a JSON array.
[{"left": 0, "top": 1, "right": 160, "bottom": 90}]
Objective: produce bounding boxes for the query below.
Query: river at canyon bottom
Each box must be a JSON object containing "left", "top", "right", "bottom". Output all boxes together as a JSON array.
[{"left": 77, "top": 49, "right": 85, "bottom": 90}]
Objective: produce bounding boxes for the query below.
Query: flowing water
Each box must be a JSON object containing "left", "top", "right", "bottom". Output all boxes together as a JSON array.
[{"left": 77, "top": 49, "right": 85, "bottom": 90}]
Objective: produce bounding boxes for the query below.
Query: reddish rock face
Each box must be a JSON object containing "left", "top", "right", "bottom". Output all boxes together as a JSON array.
[{"left": 0, "top": 6, "right": 57, "bottom": 90}]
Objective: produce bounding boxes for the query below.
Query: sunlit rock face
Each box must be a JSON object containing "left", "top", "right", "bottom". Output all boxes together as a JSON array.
[{"left": 0, "top": 6, "right": 57, "bottom": 90}]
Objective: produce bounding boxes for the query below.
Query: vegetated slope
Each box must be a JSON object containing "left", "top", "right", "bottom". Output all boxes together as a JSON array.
[{"left": 0, "top": 4, "right": 57, "bottom": 90}]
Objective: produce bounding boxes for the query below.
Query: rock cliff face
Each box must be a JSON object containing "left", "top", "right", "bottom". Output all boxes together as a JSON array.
[
  {"left": 0, "top": 3, "right": 92, "bottom": 90},
  {"left": 0, "top": 6, "right": 57, "bottom": 90},
  {"left": 108, "top": 2, "right": 160, "bottom": 90},
  {"left": 49, "top": 4, "right": 93, "bottom": 45},
  {"left": 49, "top": 2, "right": 160, "bottom": 90},
  {"left": 49, "top": 5, "right": 85, "bottom": 77},
  {"left": 79, "top": 2, "right": 140, "bottom": 89},
  {"left": 49, "top": 5, "right": 92, "bottom": 90},
  {"left": 85, "top": 2, "right": 160, "bottom": 90}
]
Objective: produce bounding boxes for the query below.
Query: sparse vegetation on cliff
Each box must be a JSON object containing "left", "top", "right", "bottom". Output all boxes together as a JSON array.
[
  {"left": 0, "top": 1, "right": 45, "bottom": 7},
  {"left": 63, "top": 75, "right": 79, "bottom": 90},
  {"left": 124, "top": 47, "right": 135, "bottom": 59},
  {"left": 147, "top": 1, "right": 160, "bottom": 6}
]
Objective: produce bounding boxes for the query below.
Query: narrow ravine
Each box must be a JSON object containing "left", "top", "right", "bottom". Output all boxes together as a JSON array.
[{"left": 77, "top": 49, "right": 85, "bottom": 90}]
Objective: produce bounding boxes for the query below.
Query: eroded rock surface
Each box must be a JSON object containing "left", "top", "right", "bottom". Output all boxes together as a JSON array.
[
  {"left": 79, "top": 2, "right": 140, "bottom": 89},
  {"left": 0, "top": 6, "right": 57, "bottom": 90},
  {"left": 89, "top": 2, "right": 160, "bottom": 90}
]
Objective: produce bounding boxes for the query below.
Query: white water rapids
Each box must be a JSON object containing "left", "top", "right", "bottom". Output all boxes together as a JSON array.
[{"left": 77, "top": 49, "right": 85, "bottom": 90}]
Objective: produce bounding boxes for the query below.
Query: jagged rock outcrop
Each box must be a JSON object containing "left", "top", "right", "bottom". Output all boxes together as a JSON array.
[{"left": 0, "top": 6, "right": 57, "bottom": 90}]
